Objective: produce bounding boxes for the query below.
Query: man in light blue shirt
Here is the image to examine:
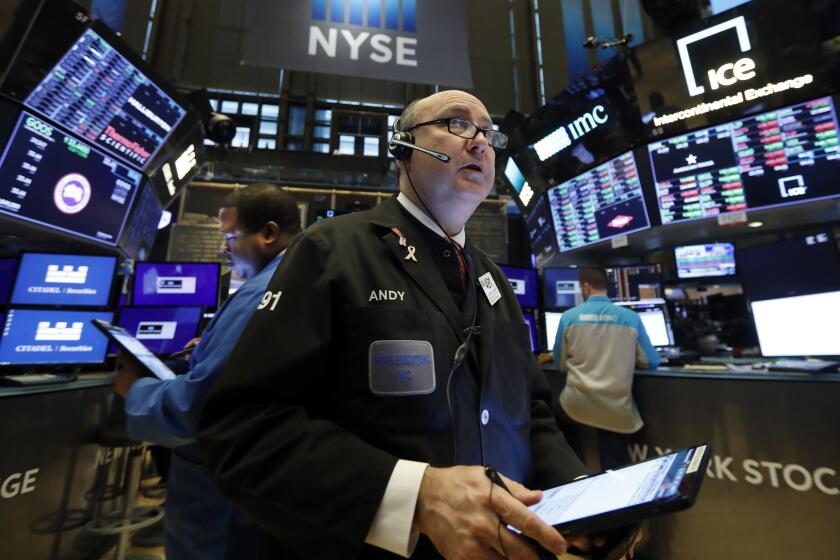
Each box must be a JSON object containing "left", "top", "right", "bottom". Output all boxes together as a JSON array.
[
  {"left": 113, "top": 183, "right": 300, "bottom": 560},
  {"left": 553, "top": 267, "right": 660, "bottom": 470}
]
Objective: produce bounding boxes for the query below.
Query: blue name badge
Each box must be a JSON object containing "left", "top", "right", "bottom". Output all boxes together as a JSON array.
[{"left": 368, "top": 340, "right": 436, "bottom": 396}]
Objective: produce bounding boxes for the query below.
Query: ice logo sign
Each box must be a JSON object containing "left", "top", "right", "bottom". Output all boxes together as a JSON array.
[
  {"left": 45, "top": 265, "right": 89, "bottom": 284},
  {"left": 35, "top": 321, "right": 84, "bottom": 341},
  {"left": 676, "top": 15, "right": 755, "bottom": 97},
  {"left": 53, "top": 173, "right": 91, "bottom": 214}
]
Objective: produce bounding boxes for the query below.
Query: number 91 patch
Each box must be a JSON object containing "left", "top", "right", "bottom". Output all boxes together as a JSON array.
[{"left": 258, "top": 290, "right": 282, "bottom": 311}]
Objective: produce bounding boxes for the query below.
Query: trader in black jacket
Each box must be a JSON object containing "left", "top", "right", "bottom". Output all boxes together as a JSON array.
[{"left": 197, "top": 90, "right": 589, "bottom": 559}]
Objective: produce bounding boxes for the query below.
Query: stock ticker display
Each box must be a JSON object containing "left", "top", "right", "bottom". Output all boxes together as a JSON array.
[
  {"left": 650, "top": 97, "right": 840, "bottom": 224},
  {"left": 547, "top": 151, "right": 650, "bottom": 252},
  {"left": 0, "top": 111, "right": 143, "bottom": 245},
  {"left": 23, "top": 29, "right": 185, "bottom": 169}
]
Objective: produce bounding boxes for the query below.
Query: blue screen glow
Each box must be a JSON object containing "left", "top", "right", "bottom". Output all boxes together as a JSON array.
[
  {"left": 11, "top": 253, "right": 116, "bottom": 307},
  {"left": 542, "top": 268, "right": 582, "bottom": 309},
  {"left": 115, "top": 306, "right": 202, "bottom": 355},
  {"left": 499, "top": 265, "right": 538, "bottom": 308},
  {"left": 0, "top": 258, "right": 17, "bottom": 305},
  {"left": 0, "top": 309, "right": 113, "bottom": 365},
  {"left": 132, "top": 262, "right": 220, "bottom": 308}
]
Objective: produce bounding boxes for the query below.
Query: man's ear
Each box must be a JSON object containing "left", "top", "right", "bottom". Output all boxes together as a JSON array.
[{"left": 261, "top": 221, "right": 281, "bottom": 244}]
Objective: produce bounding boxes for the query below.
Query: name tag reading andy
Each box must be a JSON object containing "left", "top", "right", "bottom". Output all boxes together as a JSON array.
[
  {"left": 369, "top": 340, "right": 436, "bottom": 396},
  {"left": 478, "top": 272, "right": 502, "bottom": 306}
]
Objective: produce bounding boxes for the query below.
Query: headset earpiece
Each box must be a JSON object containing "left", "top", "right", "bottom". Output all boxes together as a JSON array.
[{"left": 388, "top": 118, "right": 415, "bottom": 161}]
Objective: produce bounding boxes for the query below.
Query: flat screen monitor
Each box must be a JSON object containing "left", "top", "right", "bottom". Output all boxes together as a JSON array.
[
  {"left": 17, "top": 27, "right": 186, "bottom": 169},
  {"left": 115, "top": 306, "right": 203, "bottom": 355},
  {"left": 615, "top": 300, "right": 674, "bottom": 347},
  {"left": 542, "top": 268, "right": 582, "bottom": 309},
  {"left": 675, "top": 243, "right": 736, "bottom": 279},
  {"left": 547, "top": 151, "right": 651, "bottom": 253},
  {"left": 0, "top": 258, "right": 17, "bottom": 305},
  {"left": 525, "top": 193, "right": 558, "bottom": 268},
  {"left": 607, "top": 265, "right": 663, "bottom": 302},
  {"left": 119, "top": 182, "right": 164, "bottom": 260},
  {"left": 544, "top": 311, "right": 563, "bottom": 353},
  {"left": 132, "top": 262, "right": 220, "bottom": 308},
  {"left": 499, "top": 265, "right": 538, "bottom": 308},
  {"left": 633, "top": 1, "right": 840, "bottom": 139},
  {"left": 523, "top": 311, "right": 539, "bottom": 352},
  {"left": 649, "top": 96, "right": 840, "bottom": 225},
  {"left": 0, "top": 111, "right": 144, "bottom": 246},
  {"left": 752, "top": 291, "right": 840, "bottom": 357},
  {"left": 518, "top": 54, "right": 644, "bottom": 185},
  {"left": 0, "top": 308, "right": 113, "bottom": 365},
  {"left": 736, "top": 232, "right": 840, "bottom": 301},
  {"left": 11, "top": 253, "right": 116, "bottom": 307},
  {"left": 503, "top": 157, "right": 536, "bottom": 208}
]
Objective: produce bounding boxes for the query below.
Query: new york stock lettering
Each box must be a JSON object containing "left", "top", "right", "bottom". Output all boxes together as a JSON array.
[{"left": 629, "top": 444, "right": 839, "bottom": 496}]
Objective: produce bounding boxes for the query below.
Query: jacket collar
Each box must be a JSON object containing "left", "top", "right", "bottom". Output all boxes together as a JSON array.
[
  {"left": 395, "top": 192, "right": 466, "bottom": 248},
  {"left": 369, "top": 198, "right": 468, "bottom": 338}
]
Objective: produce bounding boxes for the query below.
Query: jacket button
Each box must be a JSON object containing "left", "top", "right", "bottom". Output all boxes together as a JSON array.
[
  {"left": 443, "top": 249, "right": 451, "bottom": 258},
  {"left": 481, "top": 409, "right": 490, "bottom": 425}
]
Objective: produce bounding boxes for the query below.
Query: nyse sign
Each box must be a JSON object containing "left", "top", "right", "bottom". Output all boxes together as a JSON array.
[
  {"left": 244, "top": 0, "right": 473, "bottom": 88},
  {"left": 308, "top": 27, "right": 417, "bottom": 67}
]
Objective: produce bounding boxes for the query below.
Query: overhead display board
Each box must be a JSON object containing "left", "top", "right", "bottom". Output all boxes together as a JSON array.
[
  {"left": 525, "top": 193, "right": 559, "bottom": 268},
  {"left": 649, "top": 96, "right": 840, "bottom": 225},
  {"left": 547, "top": 150, "right": 651, "bottom": 253},
  {"left": 0, "top": 110, "right": 143, "bottom": 246},
  {"left": 22, "top": 28, "right": 186, "bottom": 170},
  {"left": 517, "top": 55, "right": 644, "bottom": 187},
  {"left": 633, "top": 0, "right": 840, "bottom": 138}
]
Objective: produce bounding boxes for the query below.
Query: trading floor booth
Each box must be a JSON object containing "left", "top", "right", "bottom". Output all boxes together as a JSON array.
[{"left": 543, "top": 367, "right": 840, "bottom": 559}]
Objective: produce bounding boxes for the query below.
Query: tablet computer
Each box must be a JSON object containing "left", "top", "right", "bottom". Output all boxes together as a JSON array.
[
  {"left": 91, "top": 318, "right": 176, "bottom": 380},
  {"left": 521, "top": 443, "right": 710, "bottom": 535}
]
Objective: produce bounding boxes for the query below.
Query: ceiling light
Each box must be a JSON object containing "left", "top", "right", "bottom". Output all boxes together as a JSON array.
[{"left": 747, "top": 221, "right": 764, "bottom": 228}]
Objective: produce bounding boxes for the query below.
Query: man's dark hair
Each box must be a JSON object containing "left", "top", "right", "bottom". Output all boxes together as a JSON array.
[
  {"left": 222, "top": 183, "right": 301, "bottom": 235},
  {"left": 578, "top": 267, "right": 608, "bottom": 290}
]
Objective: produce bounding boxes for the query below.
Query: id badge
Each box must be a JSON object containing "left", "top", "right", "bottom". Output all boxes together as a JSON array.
[{"left": 369, "top": 340, "right": 436, "bottom": 396}]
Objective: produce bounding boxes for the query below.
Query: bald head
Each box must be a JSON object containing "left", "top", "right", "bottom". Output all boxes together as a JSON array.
[
  {"left": 398, "top": 90, "right": 492, "bottom": 132},
  {"left": 393, "top": 90, "right": 496, "bottom": 236}
]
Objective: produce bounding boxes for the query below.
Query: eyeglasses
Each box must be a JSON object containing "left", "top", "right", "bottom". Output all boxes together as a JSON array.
[{"left": 407, "top": 117, "right": 509, "bottom": 149}]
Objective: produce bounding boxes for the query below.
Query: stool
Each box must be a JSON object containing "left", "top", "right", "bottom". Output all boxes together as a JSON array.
[{"left": 85, "top": 426, "right": 164, "bottom": 560}]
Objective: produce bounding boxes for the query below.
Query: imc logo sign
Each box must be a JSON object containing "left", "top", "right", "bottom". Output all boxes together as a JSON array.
[
  {"left": 676, "top": 15, "right": 756, "bottom": 97},
  {"left": 309, "top": 0, "right": 418, "bottom": 67}
]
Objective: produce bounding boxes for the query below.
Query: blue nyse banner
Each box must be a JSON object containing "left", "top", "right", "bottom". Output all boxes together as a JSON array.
[{"left": 244, "top": 0, "right": 473, "bottom": 87}]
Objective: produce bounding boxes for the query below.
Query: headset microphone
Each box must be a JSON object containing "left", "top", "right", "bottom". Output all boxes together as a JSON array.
[{"left": 388, "top": 138, "right": 451, "bottom": 163}]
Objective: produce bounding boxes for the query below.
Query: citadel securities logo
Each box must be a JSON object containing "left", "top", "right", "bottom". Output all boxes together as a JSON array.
[
  {"left": 45, "top": 264, "right": 89, "bottom": 284},
  {"left": 53, "top": 173, "right": 91, "bottom": 214},
  {"left": 309, "top": 0, "right": 418, "bottom": 67},
  {"left": 34, "top": 321, "right": 84, "bottom": 342}
]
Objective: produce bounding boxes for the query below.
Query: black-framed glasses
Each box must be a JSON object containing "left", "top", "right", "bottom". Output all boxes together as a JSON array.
[{"left": 407, "top": 117, "right": 509, "bottom": 149}]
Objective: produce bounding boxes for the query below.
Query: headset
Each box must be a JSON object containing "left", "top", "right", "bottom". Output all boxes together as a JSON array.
[{"left": 388, "top": 118, "right": 451, "bottom": 163}]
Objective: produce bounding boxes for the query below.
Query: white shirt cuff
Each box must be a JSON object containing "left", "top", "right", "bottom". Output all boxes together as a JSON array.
[{"left": 365, "top": 459, "right": 429, "bottom": 557}]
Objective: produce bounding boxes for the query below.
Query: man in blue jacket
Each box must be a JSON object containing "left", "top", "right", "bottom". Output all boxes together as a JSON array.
[
  {"left": 113, "top": 183, "right": 300, "bottom": 559},
  {"left": 553, "top": 267, "right": 661, "bottom": 470}
]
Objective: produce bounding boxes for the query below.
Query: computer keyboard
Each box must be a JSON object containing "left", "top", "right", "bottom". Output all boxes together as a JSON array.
[
  {"left": 768, "top": 359, "right": 840, "bottom": 373},
  {"left": 0, "top": 373, "right": 78, "bottom": 386}
]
